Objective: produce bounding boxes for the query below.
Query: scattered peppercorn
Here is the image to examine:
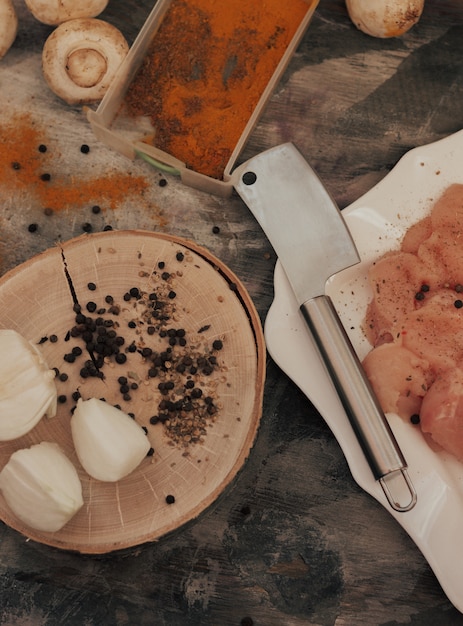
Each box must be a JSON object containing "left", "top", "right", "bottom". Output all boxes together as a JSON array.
[
  {"left": 415, "top": 291, "right": 425, "bottom": 301},
  {"left": 38, "top": 144, "right": 47, "bottom": 153},
  {"left": 11, "top": 161, "right": 21, "bottom": 170},
  {"left": 165, "top": 494, "right": 175, "bottom": 504},
  {"left": 80, "top": 144, "right": 90, "bottom": 154},
  {"left": 40, "top": 173, "right": 51, "bottom": 181},
  {"left": 92, "top": 205, "right": 101, "bottom": 214},
  {"left": 82, "top": 222, "right": 93, "bottom": 233},
  {"left": 212, "top": 225, "right": 220, "bottom": 234},
  {"left": 27, "top": 223, "right": 38, "bottom": 233},
  {"left": 158, "top": 178, "right": 167, "bottom": 187},
  {"left": 410, "top": 414, "right": 420, "bottom": 425},
  {"left": 87, "top": 282, "right": 97, "bottom": 291},
  {"left": 455, "top": 300, "right": 463, "bottom": 309}
]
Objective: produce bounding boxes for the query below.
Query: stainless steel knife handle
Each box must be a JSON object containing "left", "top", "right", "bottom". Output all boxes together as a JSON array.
[{"left": 301, "top": 295, "right": 416, "bottom": 512}]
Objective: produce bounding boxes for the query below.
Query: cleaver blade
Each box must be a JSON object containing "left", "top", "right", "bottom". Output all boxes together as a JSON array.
[{"left": 233, "top": 143, "right": 416, "bottom": 512}]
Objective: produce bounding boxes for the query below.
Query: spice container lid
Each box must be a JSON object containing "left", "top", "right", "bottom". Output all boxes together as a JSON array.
[{"left": 87, "top": 0, "right": 319, "bottom": 197}]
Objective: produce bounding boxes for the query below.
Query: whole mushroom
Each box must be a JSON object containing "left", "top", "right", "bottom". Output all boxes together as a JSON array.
[
  {"left": 42, "top": 18, "right": 129, "bottom": 105},
  {"left": 346, "top": 0, "right": 425, "bottom": 38},
  {"left": 0, "top": 0, "right": 18, "bottom": 60},
  {"left": 24, "top": 0, "right": 109, "bottom": 26}
]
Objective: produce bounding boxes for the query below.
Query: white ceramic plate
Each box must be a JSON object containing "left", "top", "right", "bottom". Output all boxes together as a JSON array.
[{"left": 265, "top": 130, "right": 463, "bottom": 613}]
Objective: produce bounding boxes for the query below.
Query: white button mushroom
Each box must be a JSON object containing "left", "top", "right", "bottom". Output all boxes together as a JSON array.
[
  {"left": 42, "top": 18, "right": 129, "bottom": 105},
  {"left": 0, "top": 0, "right": 18, "bottom": 60},
  {"left": 346, "top": 0, "right": 425, "bottom": 38},
  {"left": 24, "top": 0, "right": 109, "bottom": 26}
]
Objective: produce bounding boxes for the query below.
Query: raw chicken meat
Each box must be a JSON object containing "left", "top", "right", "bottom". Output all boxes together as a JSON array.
[{"left": 362, "top": 183, "right": 463, "bottom": 460}]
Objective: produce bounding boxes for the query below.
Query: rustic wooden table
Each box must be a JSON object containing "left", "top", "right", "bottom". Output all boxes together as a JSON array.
[{"left": 1, "top": 0, "right": 463, "bottom": 624}]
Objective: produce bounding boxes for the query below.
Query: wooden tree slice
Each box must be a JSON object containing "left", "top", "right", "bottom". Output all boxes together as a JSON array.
[{"left": 0, "top": 231, "right": 265, "bottom": 553}]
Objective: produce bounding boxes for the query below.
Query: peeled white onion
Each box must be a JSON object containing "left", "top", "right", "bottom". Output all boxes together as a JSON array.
[
  {"left": 0, "top": 329, "right": 57, "bottom": 441},
  {"left": 71, "top": 398, "right": 151, "bottom": 482},
  {"left": 0, "top": 442, "right": 83, "bottom": 532}
]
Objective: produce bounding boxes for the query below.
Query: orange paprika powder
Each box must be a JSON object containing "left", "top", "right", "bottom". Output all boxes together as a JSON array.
[
  {"left": 124, "top": 0, "right": 313, "bottom": 179},
  {"left": 0, "top": 113, "right": 149, "bottom": 212}
]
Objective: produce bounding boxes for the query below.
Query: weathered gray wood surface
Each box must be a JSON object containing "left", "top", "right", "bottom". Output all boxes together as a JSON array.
[{"left": 1, "top": 0, "right": 463, "bottom": 624}]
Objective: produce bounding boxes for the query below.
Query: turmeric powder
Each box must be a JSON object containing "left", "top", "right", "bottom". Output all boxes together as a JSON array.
[
  {"left": 124, "top": 0, "right": 312, "bottom": 179},
  {"left": 0, "top": 113, "right": 149, "bottom": 212}
]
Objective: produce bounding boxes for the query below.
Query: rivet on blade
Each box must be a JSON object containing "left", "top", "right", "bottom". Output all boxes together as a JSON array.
[{"left": 242, "top": 171, "right": 257, "bottom": 185}]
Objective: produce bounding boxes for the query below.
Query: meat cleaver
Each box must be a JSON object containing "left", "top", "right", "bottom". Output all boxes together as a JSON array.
[{"left": 233, "top": 143, "right": 416, "bottom": 512}]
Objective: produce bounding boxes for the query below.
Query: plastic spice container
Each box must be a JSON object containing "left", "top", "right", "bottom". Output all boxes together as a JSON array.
[{"left": 87, "top": 0, "right": 319, "bottom": 197}]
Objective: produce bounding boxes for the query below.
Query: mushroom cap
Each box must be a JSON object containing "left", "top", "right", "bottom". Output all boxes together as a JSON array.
[
  {"left": 0, "top": 0, "right": 18, "bottom": 60},
  {"left": 42, "top": 18, "right": 129, "bottom": 105},
  {"left": 24, "top": 0, "right": 109, "bottom": 26},
  {"left": 346, "top": 0, "right": 425, "bottom": 38}
]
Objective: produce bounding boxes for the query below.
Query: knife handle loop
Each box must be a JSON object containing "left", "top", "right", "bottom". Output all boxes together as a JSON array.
[{"left": 301, "top": 294, "right": 417, "bottom": 512}]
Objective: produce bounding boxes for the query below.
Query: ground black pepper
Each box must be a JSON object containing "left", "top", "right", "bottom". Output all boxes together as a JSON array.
[{"left": 57, "top": 250, "right": 229, "bottom": 451}]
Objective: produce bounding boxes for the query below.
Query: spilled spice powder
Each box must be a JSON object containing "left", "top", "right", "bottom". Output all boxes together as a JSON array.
[
  {"left": 124, "top": 0, "right": 312, "bottom": 179},
  {"left": 0, "top": 113, "right": 149, "bottom": 211}
]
